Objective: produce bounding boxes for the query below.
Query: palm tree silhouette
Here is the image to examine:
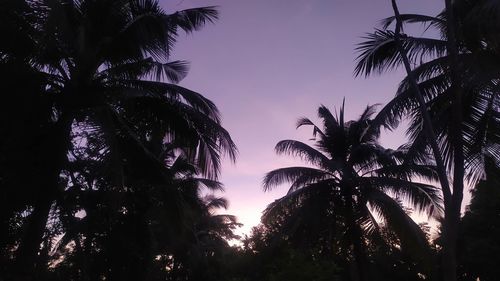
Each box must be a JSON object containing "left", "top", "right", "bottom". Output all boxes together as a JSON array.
[
  {"left": 0, "top": 0, "right": 236, "bottom": 276},
  {"left": 50, "top": 142, "right": 239, "bottom": 281},
  {"left": 354, "top": 2, "right": 500, "bottom": 280},
  {"left": 263, "top": 103, "right": 441, "bottom": 281}
]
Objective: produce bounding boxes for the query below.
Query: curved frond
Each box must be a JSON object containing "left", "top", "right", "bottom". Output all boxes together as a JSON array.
[
  {"left": 380, "top": 13, "right": 446, "bottom": 30},
  {"left": 263, "top": 167, "right": 333, "bottom": 192},
  {"left": 370, "top": 164, "right": 439, "bottom": 183},
  {"left": 115, "top": 79, "right": 221, "bottom": 121},
  {"left": 355, "top": 29, "right": 447, "bottom": 77},
  {"left": 275, "top": 140, "right": 331, "bottom": 169},
  {"left": 99, "top": 58, "right": 190, "bottom": 83},
  {"left": 360, "top": 177, "right": 443, "bottom": 217},
  {"left": 190, "top": 178, "right": 225, "bottom": 192},
  {"left": 296, "top": 117, "right": 325, "bottom": 138},
  {"left": 367, "top": 189, "right": 434, "bottom": 266},
  {"left": 203, "top": 195, "right": 229, "bottom": 210},
  {"left": 168, "top": 6, "right": 218, "bottom": 34}
]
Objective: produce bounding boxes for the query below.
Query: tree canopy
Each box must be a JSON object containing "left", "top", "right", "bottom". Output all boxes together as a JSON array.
[{"left": 0, "top": 1, "right": 499, "bottom": 281}]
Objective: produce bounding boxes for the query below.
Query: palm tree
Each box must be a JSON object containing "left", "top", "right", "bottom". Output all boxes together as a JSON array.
[
  {"left": 263, "top": 103, "right": 442, "bottom": 281},
  {"left": 170, "top": 195, "right": 241, "bottom": 281},
  {"left": 0, "top": 0, "right": 237, "bottom": 277},
  {"left": 48, "top": 140, "right": 239, "bottom": 281},
  {"left": 354, "top": 1, "right": 500, "bottom": 280}
]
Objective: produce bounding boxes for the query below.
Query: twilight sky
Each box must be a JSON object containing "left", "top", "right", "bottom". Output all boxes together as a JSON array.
[{"left": 164, "top": 0, "right": 445, "bottom": 235}]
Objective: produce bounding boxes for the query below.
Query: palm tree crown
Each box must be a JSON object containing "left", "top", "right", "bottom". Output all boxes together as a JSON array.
[
  {"left": 29, "top": 0, "right": 236, "bottom": 177},
  {"left": 354, "top": 2, "right": 500, "bottom": 184},
  {"left": 263, "top": 103, "right": 441, "bottom": 280}
]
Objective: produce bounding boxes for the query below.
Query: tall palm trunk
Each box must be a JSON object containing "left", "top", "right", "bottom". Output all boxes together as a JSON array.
[
  {"left": 389, "top": 14, "right": 454, "bottom": 279},
  {"left": 390, "top": 1, "right": 464, "bottom": 281},
  {"left": 349, "top": 221, "right": 368, "bottom": 281},
  {"left": 15, "top": 194, "right": 52, "bottom": 277},
  {"left": 442, "top": 1, "right": 464, "bottom": 281},
  {"left": 15, "top": 112, "right": 73, "bottom": 278},
  {"left": 342, "top": 179, "right": 368, "bottom": 281},
  {"left": 389, "top": 0, "right": 452, "bottom": 204}
]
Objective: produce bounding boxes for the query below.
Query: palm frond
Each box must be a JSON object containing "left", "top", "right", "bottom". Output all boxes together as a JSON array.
[
  {"left": 275, "top": 140, "right": 331, "bottom": 169},
  {"left": 380, "top": 13, "right": 446, "bottom": 30},
  {"left": 358, "top": 104, "right": 379, "bottom": 122},
  {"left": 367, "top": 189, "right": 434, "bottom": 266},
  {"left": 360, "top": 177, "right": 443, "bottom": 217},
  {"left": 262, "top": 167, "right": 333, "bottom": 192},
  {"left": 370, "top": 164, "right": 439, "bottom": 183},
  {"left": 114, "top": 79, "right": 220, "bottom": 121},
  {"left": 317, "top": 104, "right": 338, "bottom": 129},
  {"left": 190, "top": 178, "right": 225, "bottom": 192},
  {"left": 355, "top": 29, "right": 447, "bottom": 77},
  {"left": 168, "top": 6, "right": 218, "bottom": 33},
  {"left": 296, "top": 117, "right": 325, "bottom": 138},
  {"left": 203, "top": 196, "right": 229, "bottom": 211},
  {"left": 99, "top": 58, "right": 189, "bottom": 83}
]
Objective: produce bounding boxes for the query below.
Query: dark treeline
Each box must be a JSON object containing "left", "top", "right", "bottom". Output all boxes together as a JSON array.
[{"left": 0, "top": 1, "right": 499, "bottom": 281}]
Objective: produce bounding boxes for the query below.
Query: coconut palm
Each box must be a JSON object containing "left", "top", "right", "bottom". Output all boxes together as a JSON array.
[
  {"left": 48, "top": 138, "right": 239, "bottom": 281},
  {"left": 354, "top": 3, "right": 500, "bottom": 182},
  {"left": 354, "top": 1, "right": 500, "bottom": 280},
  {"left": 263, "top": 103, "right": 442, "bottom": 281},
  {"left": 0, "top": 0, "right": 237, "bottom": 277}
]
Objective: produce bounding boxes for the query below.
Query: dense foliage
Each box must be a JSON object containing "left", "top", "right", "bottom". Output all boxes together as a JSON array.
[
  {"left": 0, "top": 1, "right": 237, "bottom": 280},
  {"left": 458, "top": 160, "right": 500, "bottom": 281},
  {"left": 0, "top": 0, "right": 499, "bottom": 281}
]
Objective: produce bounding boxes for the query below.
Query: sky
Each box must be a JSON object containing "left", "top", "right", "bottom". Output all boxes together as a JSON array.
[{"left": 163, "top": 0, "right": 447, "bottom": 235}]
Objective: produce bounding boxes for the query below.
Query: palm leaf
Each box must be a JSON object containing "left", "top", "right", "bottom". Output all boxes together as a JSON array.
[
  {"left": 355, "top": 29, "right": 447, "bottom": 77},
  {"left": 263, "top": 167, "right": 334, "bottom": 192},
  {"left": 360, "top": 177, "right": 442, "bottom": 217},
  {"left": 366, "top": 189, "right": 434, "bottom": 267},
  {"left": 380, "top": 13, "right": 446, "bottom": 30},
  {"left": 275, "top": 140, "right": 331, "bottom": 169}
]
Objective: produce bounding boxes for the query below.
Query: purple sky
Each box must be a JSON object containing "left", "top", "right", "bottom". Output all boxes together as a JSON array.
[{"left": 164, "top": 0, "right": 446, "bottom": 235}]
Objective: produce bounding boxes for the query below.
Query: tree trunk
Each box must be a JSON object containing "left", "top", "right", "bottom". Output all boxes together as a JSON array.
[
  {"left": 389, "top": 0, "right": 452, "bottom": 202},
  {"left": 350, "top": 223, "right": 369, "bottom": 281},
  {"left": 442, "top": 1, "right": 464, "bottom": 281},
  {"left": 389, "top": 1, "right": 465, "bottom": 280},
  {"left": 389, "top": 1, "right": 463, "bottom": 281},
  {"left": 15, "top": 112, "right": 73, "bottom": 279},
  {"left": 344, "top": 190, "right": 368, "bottom": 281},
  {"left": 14, "top": 194, "right": 53, "bottom": 278}
]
